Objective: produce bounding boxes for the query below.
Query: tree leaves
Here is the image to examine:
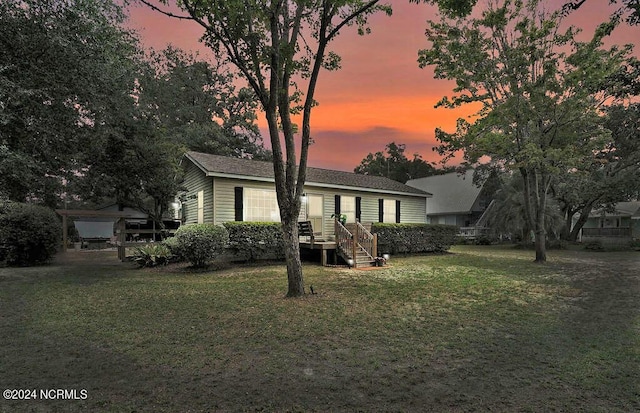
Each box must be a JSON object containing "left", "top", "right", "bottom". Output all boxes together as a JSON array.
[
  {"left": 354, "top": 142, "right": 438, "bottom": 183},
  {"left": 420, "top": 0, "right": 637, "bottom": 260}
]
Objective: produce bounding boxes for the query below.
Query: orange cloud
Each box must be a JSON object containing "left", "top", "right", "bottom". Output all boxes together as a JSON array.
[{"left": 127, "top": 1, "right": 638, "bottom": 172}]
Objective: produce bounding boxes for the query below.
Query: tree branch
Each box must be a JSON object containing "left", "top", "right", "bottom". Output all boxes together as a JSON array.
[
  {"left": 327, "top": 0, "right": 380, "bottom": 41},
  {"left": 136, "top": 0, "right": 193, "bottom": 20}
]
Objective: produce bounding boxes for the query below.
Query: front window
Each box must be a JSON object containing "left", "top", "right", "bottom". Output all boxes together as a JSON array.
[
  {"left": 383, "top": 199, "right": 396, "bottom": 223},
  {"left": 244, "top": 188, "right": 280, "bottom": 222},
  {"left": 341, "top": 196, "right": 356, "bottom": 223},
  {"left": 197, "top": 191, "right": 204, "bottom": 224},
  {"left": 601, "top": 217, "right": 620, "bottom": 228}
]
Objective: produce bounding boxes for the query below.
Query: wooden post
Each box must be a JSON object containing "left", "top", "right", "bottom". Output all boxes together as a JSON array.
[
  {"left": 372, "top": 233, "right": 378, "bottom": 258},
  {"left": 117, "top": 218, "right": 126, "bottom": 262},
  {"left": 62, "top": 214, "right": 68, "bottom": 252},
  {"left": 352, "top": 221, "right": 358, "bottom": 268}
]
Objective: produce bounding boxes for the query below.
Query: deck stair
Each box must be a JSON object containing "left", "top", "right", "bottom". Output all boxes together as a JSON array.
[{"left": 334, "top": 219, "right": 377, "bottom": 268}]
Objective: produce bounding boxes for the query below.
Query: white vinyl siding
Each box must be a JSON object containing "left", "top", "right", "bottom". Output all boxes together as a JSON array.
[
  {"left": 400, "top": 196, "right": 427, "bottom": 224},
  {"left": 208, "top": 177, "right": 427, "bottom": 231},
  {"left": 181, "top": 162, "right": 213, "bottom": 224}
]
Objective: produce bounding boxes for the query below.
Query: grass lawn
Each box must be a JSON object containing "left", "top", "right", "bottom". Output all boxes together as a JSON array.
[{"left": 1, "top": 245, "right": 639, "bottom": 412}]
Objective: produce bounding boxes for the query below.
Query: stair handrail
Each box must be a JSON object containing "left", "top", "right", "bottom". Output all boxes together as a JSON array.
[
  {"left": 474, "top": 199, "right": 495, "bottom": 228},
  {"left": 334, "top": 218, "right": 353, "bottom": 258},
  {"left": 355, "top": 221, "right": 376, "bottom": 260}
]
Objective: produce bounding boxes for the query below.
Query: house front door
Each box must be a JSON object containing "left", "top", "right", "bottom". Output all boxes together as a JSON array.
[{"left": 306, "top": 194, "right": 324, "bottom": 238}]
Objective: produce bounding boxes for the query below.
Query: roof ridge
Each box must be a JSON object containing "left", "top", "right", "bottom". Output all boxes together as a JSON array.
[{"left": 185, "top": 151, "right": 430, "bottom": 196}]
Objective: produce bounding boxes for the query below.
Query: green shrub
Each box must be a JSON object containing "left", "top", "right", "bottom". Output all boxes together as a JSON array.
[
  {"left": 162, "top": 236, "right": 183, "bottom": 262},
  {"left": 475, "top": 235, "right": 494, "bottom": 245},
  {"left": 132, "top": 244, "right": 172, "bottom": 267},
  {"left": 372, "top": 223, "right": 458, "bottom": 255},
  {"left": 174, "top": 224, "right": 228, "bottom": 267},
  {"left": 584, "top": 240, "right": 604, "bottom": 251},
  {"left": 223, "top": 222, "right": 285, "bottom": 262},
  {"left": 0, "top": 201, "right": 61, "bottom": 266}
]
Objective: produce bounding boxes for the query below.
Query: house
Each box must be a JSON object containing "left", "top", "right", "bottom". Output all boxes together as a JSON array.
[
  {"left": 580, "top": 201, "right": 640, "bottom": 244},
  {"left": 180, "top": 151, "right": 431, "bottom": 231},
  {"left": 178, "top": 151, "right": 431, "bottom": 266},
  {"left": 406, "top": 170, "right": 494, "bottom": 238}
]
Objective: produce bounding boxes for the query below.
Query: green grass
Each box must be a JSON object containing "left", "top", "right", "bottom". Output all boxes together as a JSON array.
[{"left": 1, "top": 245, "right": 639, "bottom": 412}]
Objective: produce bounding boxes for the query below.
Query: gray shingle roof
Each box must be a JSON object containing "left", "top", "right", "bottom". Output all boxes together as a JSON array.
[
  {"left": 185, "top": 151, "right": 430, "bottom": 197},
  {"left": 407, "top": 170, "right": 481, "bottom": 214},
  {"left": 590, "top": 201, "right": 640, "bottom": 218}
]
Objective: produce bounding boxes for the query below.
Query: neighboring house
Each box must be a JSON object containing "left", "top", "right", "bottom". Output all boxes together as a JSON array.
[
  {"left": 580, "top": 201, "right": 640, "bottom": 244},
  {"left": 406, "top": 170, "right": 494, "bottom": 238},
  {"left": 179, "top": 152, "right": 431, "bottom": 237}
]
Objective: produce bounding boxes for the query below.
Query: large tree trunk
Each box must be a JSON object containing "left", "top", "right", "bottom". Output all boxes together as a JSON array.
[
  {"left": 522, "top": 168, "right": 547, "bottom": 262},
  {"left": 266, "top": 104, "right": 306, "bottom": 298},
  {"left": 281, "top": 217, "right": 305, "bottom": 297},
  {"left": 533, "top": 172, "right": 548, "bottom": 263},
  {"left": 560, "top": 208, "right": 575, "bottom": 241},
  {"left": 568, "top": 202, "right": 595, "bottom": 242},
  {"left": 534, "top": 227, "right": 547, "bottom": 262}
]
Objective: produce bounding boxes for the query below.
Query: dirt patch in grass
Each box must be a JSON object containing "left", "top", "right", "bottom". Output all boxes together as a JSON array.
[{"left": 0, "top": 247, "right": 638, "bottom": 412}]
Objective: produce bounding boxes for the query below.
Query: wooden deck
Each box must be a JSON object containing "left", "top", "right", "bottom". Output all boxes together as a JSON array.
[{"left": 299, "top": 240, "right": 337, "bottom": 266}]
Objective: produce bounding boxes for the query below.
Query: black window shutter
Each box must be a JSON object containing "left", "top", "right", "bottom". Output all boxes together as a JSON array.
[
  {"left": 395, "top": 200, "right": 401, "bottom": 223},
  {"left": 355, "top": 197, "right": 362, "bottom": 222},
  {"left": 334, "top": 195, "right": 341, "bottom": 215},
  {"left": 378, "top": 199, "right": 384, "bottom": 223},
  {"left": 234, "top": 187, "right": 243, "bottom": 221}
]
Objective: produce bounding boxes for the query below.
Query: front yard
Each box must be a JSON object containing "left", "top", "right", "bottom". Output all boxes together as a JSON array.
[{"left": 1, "top": 246, "right": 638, "bottom": 412}]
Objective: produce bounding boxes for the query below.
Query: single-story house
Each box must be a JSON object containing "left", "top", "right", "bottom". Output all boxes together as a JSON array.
[
  {"left": 580, "top": 201, "right": 640, "bottom": 244},
  {"left": 406, "top": 170, "right": 493, "bottom": 238},
  {"left": 179, "top": 151, "right": 431, "bottom": 241}
]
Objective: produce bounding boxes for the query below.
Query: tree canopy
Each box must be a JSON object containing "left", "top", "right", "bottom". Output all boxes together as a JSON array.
[
  {"left": 563, "top": 0, "right": 640, "bottom": 26},
  {"left": 137, "top": 47, "right": 270, "bottom": 160},
  {"left": 0, "top": 0, "right": 270, "bottom": 224},
  {"left": 0, "top": 0, "right": 141, "bottom": 206},
  {"left": 419, "top": 0, "right": 637, "bottom": 261},
  {"left": 354, "top": 142, "right": 438, "bottom": 183}
]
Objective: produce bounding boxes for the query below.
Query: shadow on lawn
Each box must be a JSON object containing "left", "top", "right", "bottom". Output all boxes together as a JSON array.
[
  {"left": 414, "top": 252, "right": 640, "bottom": 412},
  {"left": 1, "top": 250, "right": 638, "bottom": 412}
]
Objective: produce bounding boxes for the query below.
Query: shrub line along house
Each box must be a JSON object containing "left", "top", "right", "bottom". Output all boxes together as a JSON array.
[{"left": 179, "top": 151, "right": 432, "bottom": 267}]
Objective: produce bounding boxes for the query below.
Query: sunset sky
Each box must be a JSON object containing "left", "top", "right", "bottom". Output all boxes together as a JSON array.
[{"left": 126, "top": 1, "right": 638, "bottom": 172}]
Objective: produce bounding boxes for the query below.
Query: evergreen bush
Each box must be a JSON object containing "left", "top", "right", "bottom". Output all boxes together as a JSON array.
[
  {"left": 174, "top": 224, "right": 228, "bottom": 267},
  {"left": 162, "top": 236, "right": 183, "bottom": 262},
  {"left": 372, "top": 223, "right": 458, "bottom": 255},
  {"left": 0, "top": 201, "right": 61, "bottom": 266},
  {"left": 223, "top": 222, "right": 284, "bottom": 261}
]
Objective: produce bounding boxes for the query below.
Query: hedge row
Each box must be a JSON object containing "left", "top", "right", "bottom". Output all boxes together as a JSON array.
[
  {"left": 223, "top": 222, "right": 284, "bottom": 262},
  {"left": 0, "top": 201, "right": 61, "bottom": 266},
  {"left": 371, "top": 223, "right": 458, "bottom": 255},
  {"left": 164, "top": 221, "right": 457, "bottom": 265}
]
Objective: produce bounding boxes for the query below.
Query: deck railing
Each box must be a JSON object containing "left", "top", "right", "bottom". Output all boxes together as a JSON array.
[
  {"left": 582, "top": 227, "right": 632, "bottom": 237},
  {"left": 459, "top": 226, "right": 491, "bottom": 239}
]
